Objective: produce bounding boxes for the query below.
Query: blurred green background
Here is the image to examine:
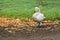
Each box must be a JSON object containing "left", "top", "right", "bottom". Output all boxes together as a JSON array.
[{"left": 0, "top": 0, "right": 60, "bottom": 20}]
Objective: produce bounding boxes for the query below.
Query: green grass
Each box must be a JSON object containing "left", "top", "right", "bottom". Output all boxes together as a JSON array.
[{"left": 0, "top": 0, "right": 60, "bottom": 20}]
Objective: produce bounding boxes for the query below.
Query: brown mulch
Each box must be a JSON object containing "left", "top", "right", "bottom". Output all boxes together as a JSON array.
[{"left": 0, "top": 17, "right": 60, "bottom": 33}]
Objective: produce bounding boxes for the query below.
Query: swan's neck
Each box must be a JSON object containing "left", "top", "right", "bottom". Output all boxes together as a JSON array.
[{"left": 35, "top": 11, "right": 40, "bottom": 13}]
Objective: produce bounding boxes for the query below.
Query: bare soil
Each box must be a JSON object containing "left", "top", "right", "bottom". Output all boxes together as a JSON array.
[
  {"left": 0, "top": 29, "right": 60, "bottom": 40},
  {"left": 0, "top": 18, "right": 60, "bottom": 40}
]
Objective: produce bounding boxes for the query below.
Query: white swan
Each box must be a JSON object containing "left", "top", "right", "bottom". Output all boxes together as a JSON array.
[{"left": 32, "top": 7, "right": 45, "bottom": 27}]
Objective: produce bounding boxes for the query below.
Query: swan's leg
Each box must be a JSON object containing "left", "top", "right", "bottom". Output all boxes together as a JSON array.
[
  {"left": 37, "top": 22, "right": 43, "bottom": 28},
  {"left": 37, "top": 22, "right": 40, "bottom": 28},
  {"left": 38, "top": 22, "right": 40, "bottom": 26}
]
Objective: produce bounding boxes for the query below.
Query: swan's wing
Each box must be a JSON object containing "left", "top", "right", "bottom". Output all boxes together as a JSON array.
[
  {"left": 32, "top": 13, "right": 39, "bottom": 18},
  {"left": 32, "top": 13, "right": 39, "bottom": 21},
  {"left": 40, "top": 13, "right": 45, "bottom": 19},
  {"left": 32, "top": 13, "right": 45, "bottom": 21},
  {"left": 36, "top": 13, "right": 45, "bottom": 21}
]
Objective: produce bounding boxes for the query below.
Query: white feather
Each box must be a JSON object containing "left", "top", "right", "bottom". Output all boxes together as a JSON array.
[{"left": 32, "top": 7, "right": 45, "bottom": 22}]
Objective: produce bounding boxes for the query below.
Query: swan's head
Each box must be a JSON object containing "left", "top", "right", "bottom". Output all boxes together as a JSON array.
[{"left": 34, "top": 7, "right": 40, "bottom": 12}]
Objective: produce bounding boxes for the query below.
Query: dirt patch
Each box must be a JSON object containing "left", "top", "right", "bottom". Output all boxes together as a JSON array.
[
  {"left": 0, "top": 30, "right": 60, "bottom": 40},
  {"left": 0, "top": 17, "right": 60, "bottom": 40}
]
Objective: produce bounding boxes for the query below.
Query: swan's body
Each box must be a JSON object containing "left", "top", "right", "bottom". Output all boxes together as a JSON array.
[
  {"left": 32, "top": 7, "right": 45, "bottom": 27},
  {"left": 32, "top": 12, "right": 45, "bottom": 22}
]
